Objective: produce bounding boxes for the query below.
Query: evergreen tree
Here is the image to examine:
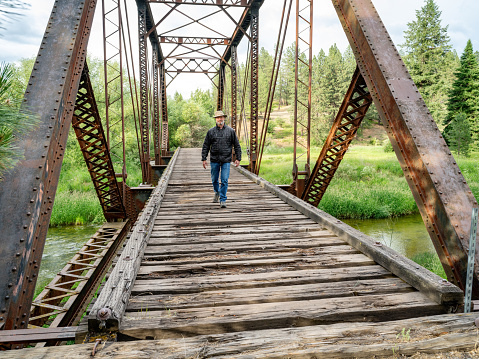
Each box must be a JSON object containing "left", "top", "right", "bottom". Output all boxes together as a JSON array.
[
  {"left": 444, "top": 112, "right": 472, "bottom": 156},
  {"left": 444, "top": 40, "right": 479, "bottom": 145},
  {"left": 400, "top": 0, "right": 456, "bottom": 125}
]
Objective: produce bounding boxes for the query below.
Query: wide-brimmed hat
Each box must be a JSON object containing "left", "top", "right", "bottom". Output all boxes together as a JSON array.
[{"left": 213, "top": 110, "right": 227, "bottom": 118}]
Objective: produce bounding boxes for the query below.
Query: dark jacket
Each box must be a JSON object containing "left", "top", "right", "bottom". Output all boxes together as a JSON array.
[{"left": 201, "top": 125, "right": 242, "bottom": 163}]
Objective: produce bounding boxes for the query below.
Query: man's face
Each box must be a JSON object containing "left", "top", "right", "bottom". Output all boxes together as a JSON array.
[{"left": 216, "top": 116, "right": 225, "bottom": 127}]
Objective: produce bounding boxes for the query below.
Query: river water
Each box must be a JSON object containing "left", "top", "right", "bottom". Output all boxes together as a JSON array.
[
  {"left": 35, "top": 225, "right": 99, "bottom": 296},
  {"left": 37, "top": 214, "right": 437, "bottom": 295},
  {"left": 344, "top": 213, "right": 435, "bottom": 259}
]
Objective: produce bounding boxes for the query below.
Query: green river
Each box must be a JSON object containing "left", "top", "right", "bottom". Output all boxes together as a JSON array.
[{"left": 37, "top": 214, "right": 437, "bottom": 295}]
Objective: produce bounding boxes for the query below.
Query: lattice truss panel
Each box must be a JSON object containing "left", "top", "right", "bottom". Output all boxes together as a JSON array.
[
  {"left": 302, "top": 67, "right": 373, "bottom": 206},
  {"left": 72, "top": 65, "right": 127, "bottom": 221},
  {"left": 147, "top": 0, "right": 249, "bottom": 88}
]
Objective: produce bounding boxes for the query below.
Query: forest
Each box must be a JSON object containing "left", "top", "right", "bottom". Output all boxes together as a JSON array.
[{"left": 1, "top": 0, "right": 479, "bottom": 226}]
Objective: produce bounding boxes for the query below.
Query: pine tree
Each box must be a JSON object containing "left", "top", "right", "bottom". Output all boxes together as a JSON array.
[
  {"left": 444, "top": 40, "right": 479, "bottom": 145},
  {"left": 400, "top": 0, "right": 456, "bottom": 125},
  {"left": 444, "top": 113, "right": 472, "bottom": 156}
]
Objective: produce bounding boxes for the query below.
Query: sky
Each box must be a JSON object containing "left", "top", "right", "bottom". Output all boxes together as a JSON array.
[{"left": 1, "top": 0, "right": 478, "bottom": 98}]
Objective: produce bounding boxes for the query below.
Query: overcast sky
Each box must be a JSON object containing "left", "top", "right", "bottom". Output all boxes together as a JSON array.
[{"left": 1, "top": 0, "right": 478, "bottom": 98}]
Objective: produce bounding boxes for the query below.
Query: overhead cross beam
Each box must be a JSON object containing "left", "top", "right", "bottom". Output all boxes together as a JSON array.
[{"left": 333, "top": 0, "right": 479, "bottom": 295}]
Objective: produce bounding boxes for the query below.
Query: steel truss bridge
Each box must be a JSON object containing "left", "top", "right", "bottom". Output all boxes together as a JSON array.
[{"left": 0, "top": 0, "right": 478, "bottom": 355}]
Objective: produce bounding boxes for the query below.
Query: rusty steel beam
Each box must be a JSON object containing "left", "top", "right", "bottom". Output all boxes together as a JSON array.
[
  {"left": 291, "top": 0, "right": 313, "bottom": 197},
  {"left": 230, "top": 45, "right": 238, "bottom": 131},
  {"left": 221, "top": 0, "right": 264, "bottom": 64},
  {"left": 160, "top": 36, "right": 231, "bottom": 45},
  {"left": 248, "top": 2, "right": 259, "bottom": 173},
  {"left": 217, "top": 63, "right": 226, "bottom": 111},
  {"left": 152, "top": 45, "right": 161, "bottom": 165},
  {"left": 148, "top": 0, "right": 249, "bottom": 5},
  {"left": 0, "top": 0, "right": 98, "bottom": 333},
  {"left": 302, "top": 67, "right": 372, "bottom": 206},
  {"left": 72, "top": 64, "right": 127, "bottom": 221},
  {"left": 137, "top": 0, "right": 151, "bottom": 183},
  {"left": 160, "top": 62, "right": 169, "bottom": 155},
  {"left": 333, "top": 0, "right": 479, "bottom": 294}
]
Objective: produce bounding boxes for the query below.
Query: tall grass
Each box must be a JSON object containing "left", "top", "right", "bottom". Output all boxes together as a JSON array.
[
  {"left": 258, "top": 145, "right": 479, "bottom": 220},
  {"left": 258, "top": 145, "right": 417, "bottom": 219}
]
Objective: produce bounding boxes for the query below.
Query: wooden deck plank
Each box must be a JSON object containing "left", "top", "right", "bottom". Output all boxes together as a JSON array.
[
  {"left": 126, "top": 277, "right": 413, "bottom": 311},
  {"left": 120, "top": 292, "right": 445, "bottom": 339},
  {"left": 131, "top": 265, "right": 395, "bottom": 294}
]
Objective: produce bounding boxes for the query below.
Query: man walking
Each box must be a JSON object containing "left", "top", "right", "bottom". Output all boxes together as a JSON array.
[{"left": 202, "top": 110, "right": 242, "bottom": 208}]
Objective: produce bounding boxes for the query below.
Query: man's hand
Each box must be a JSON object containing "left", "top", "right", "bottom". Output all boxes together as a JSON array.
[
  {"left": 234, "top": 160, "right": 240, "bottom": 167},
  {"left": 202, "top": 160, "right": 208, "bottom": 169}
]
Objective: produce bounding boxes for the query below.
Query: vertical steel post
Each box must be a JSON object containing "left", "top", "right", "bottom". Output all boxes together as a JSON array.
[
  {"left": 465, "top": 208, "right": 478, "bottom": 312},
  {"left": 137, "top": 0, "right": 151, "bottom": 182},
  {"left": 0, "top": 0, "right": 98, "bottom": 333},
  {"left": 152, "top": 45, "right": 161, "bottom": 165},
  {"left": 292, "top": 0, "right": 313, "bottom": 196},
  {"left": 249, "top": 3, "right": 259, "bottom": 173},
  {"left": 160, "top": 62, "right": 169, "bottom": 155},
  {"left": 231, "top": 46, "right": 238, "bottom": 131},
  {"left": 217, "top": 63, "right": 226, "bottom": 112}
]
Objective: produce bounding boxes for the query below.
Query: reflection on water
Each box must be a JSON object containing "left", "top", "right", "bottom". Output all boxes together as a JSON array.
[
  {"left": 343, "top": 213, "right": 435, "bottom": 260},
  {"left": 35, "top": 225, "right": 99, "bottom": 296}
]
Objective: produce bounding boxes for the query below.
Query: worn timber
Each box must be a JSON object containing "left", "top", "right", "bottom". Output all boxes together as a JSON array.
[
  {"left": 96, "top": 149, "right": 459, "bottom": 343},
  {"left": 3, "top": 148, "right": 473, "bottom": 358}
]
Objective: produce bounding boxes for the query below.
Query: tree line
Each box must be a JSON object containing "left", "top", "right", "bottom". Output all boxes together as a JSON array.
[{"left": 1, "top": 0, "right": 479, "bottom": 179}]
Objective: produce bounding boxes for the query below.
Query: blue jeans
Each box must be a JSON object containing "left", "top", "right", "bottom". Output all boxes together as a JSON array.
[{"left": 210, "top": 162, "right": 230, "bottom": 202}]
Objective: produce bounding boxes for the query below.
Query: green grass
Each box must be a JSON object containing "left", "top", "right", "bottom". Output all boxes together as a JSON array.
[
  {"left": 257, "top": 145, "right": 479, "bottom": 219},
  {"left": 411, "top": 252, "right": 447, "bottom": 279}
]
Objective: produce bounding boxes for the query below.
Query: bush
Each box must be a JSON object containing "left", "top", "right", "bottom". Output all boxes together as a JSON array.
[{"left": 383, "top": 139, "right": 394, "bottom": 152}]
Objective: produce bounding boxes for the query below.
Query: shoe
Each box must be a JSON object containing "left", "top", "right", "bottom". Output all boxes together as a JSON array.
[
  {"left": 213, "top": 192, "right": 219, "bottom": 203},
  {"left": 220, "top": 201, "right": 227, "bottom": 208}
]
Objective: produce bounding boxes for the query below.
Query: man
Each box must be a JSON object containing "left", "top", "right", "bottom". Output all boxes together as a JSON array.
[{"left": 201, "top": 110, "right": 242, "bottom": 208}]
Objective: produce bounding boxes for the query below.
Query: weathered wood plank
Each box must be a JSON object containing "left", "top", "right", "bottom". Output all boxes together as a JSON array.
[
  {"left": 2, "top": 313, "right": 477, "bottom": 358},
  {"left": 235, "top": 165, "right": 465, "bottom": 307},
  {"left": 146, "top": 230, "right": 336, "bottom": 245},
  {"left": 120, "top": 292, "right": 445, "bottom": 339},
  {"left": 126, "top": 277, "right": 413, "bottom": 311},
  {"left": 142, "top": 239, "right": 352, "bottom": 256},
  {"left": 87, "top": 149, "right": 180, "bottom": 332},
  {"left": 131, "top": 265, "right": 394, "bottom": 294},
  {"left": 137, "top": 253, "right": 373, "bottom": 276},
  {"left": 151, "top": 221, "right": 320, "bottom": 236}
]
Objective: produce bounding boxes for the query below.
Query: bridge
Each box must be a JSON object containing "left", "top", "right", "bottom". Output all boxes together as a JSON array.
[{"left": 0, "top": 0, "right": 479, "bottom": 357}]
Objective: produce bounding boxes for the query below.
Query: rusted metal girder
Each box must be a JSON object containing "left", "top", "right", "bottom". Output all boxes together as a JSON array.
[
  {"left": 152, "top": 45, "right": 161, "bottom": 165},
  {"left": 0, "top": 0, "right": 98, "bottom": 333},
  {"left": 231, "top": 45, "right": 238, "bottom": 131},
  {"left": 160, "top": 62, "right": 169, "bottom": 155},
  {"left": 160, "top": 36, "right": 231, "bottom": 45},
  {"left": 302, "top": 67, "right": 372, "bottom": 206},
  {"left": 148, "top": 0, "right": 249, "bottom": 5},
  {"left": 333, "top": 0, "right": 479, "bottom": 294},
  {"left": 137, "top": 0, "right": 151, "bottom": 183},
  {"left": 290, "top": 0, "right": 313, "bottom": 196},
  {"left": 72, "top": 64, "right": 127, "bottom": 221},
  {"left": 248, "top": 2, "right": 259, "bottom": 173},
  {"left": 221, "top": 0, "right": 264, "bottom": 64},
  {"left": 29, "top": 222, "right": 129, "bottom": 334},
  {"left": 217, "top": 63, "right": 226, "bottom": 111},
  {"left": 136, "top": 0, "right": 164, "bottom": 182}
]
